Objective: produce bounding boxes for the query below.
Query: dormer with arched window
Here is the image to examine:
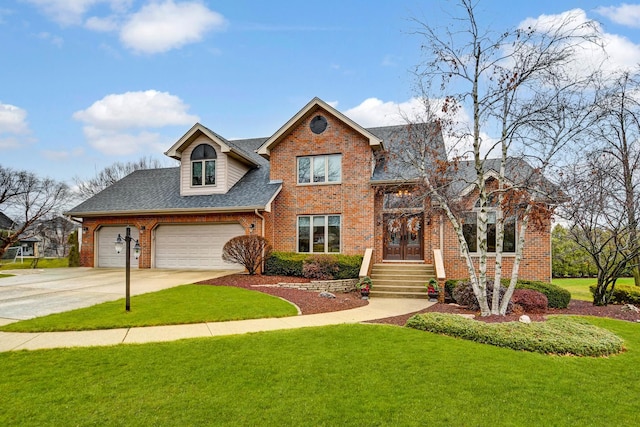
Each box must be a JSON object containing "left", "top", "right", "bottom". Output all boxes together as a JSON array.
[{"left": 191, "top": 143, "right": 217, "bottom": 187}]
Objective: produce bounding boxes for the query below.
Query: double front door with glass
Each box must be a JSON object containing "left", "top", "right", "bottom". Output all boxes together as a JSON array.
[{"left": 383, "top": 214, "right": 423, "bottom": 261}]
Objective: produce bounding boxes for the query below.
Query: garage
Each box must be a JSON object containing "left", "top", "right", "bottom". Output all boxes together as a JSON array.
[
  {"left": 154, "top": 223, "right": 245, "bottom": 270},
  {"left": 97, "top": 226, "right": 140, "bottom": 268}
]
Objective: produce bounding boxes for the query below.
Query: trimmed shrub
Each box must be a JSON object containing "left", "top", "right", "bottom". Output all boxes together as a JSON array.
[
  {"left": 67, "top": 230, "right": 80, "bottom": 267},
  {"left": 452, "top": 280, "right": 513, "bottom": 313},
  {"left": 511, "top": 289, "right": 548, "bottom": 313},
  {"left": 264, "top": 252, "right": 306, "bottom": 276},
  {"left": 405, "top": 312, "right": 624, "bottom": 357},
  {"left": 589, "top": 283, "right": 640, "bottom": 305},
  {"left": 513, "top": 280, "right": 571, "bottom": 309},
  {"left": 264, "top": 252, "right": 362, "bottom": 279},
  {"left": 222, "top": 235, "right": 272, "bottom": 275},
  {"left": 444, "top": 279, "right": 463, "bottom": 302}
]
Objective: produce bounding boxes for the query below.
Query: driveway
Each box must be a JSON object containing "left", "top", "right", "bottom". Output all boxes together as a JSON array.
[{"left": 0, "top": 268, "right": 236, "bottom": 323}]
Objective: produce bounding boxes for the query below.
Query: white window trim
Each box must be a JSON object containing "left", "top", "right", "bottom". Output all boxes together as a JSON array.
[
  {"left": 297, "top": 214, "right": 341, "bottom": 253},
  {"left": 462, "top": 208, "right": 517, "bottom": 256},
  {"left": 297, "top": 154, "right": 342, "bottom": 185},
  {"left": 191, "top": 159, "right": 217, "bottom": 187}
]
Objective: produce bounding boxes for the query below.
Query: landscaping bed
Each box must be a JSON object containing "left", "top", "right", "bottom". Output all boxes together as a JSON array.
[
  {"left": 369, "top": 299, "right": 640, "bottom": 326},
  {"left": 197, "top": 274, "right": 368, "bottom": 314}
]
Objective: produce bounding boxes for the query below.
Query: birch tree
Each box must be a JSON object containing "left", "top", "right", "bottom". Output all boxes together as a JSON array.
[{"left": 407, "top": 0, "right": 601, "bottom": 315}]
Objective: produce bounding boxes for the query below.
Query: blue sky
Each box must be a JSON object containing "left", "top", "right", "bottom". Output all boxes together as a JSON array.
[{"left": 1, "top": 0, "right": 639, "bottom": 184}]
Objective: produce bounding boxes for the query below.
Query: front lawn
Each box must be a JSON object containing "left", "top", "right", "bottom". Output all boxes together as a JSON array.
[
  {"left": 553, "top": 277, "right": 636, "bottom": 301},
  {"left": 0, "top": 285, "right": 298, "bottom": 332},
  {"left": 1, "top": 319, "right": 639, "bottom": 426},
  {"left": 0, "top": 257, "right": 69, "bottom": 270}
]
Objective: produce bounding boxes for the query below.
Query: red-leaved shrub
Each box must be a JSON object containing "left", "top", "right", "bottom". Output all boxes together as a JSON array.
[{"left": 511, "top": 289, "right": 548, "bottom": 313}]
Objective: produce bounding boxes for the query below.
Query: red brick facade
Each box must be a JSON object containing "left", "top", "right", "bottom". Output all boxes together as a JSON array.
[
  {"left": 76, "top": 100, "right": 552, "bottom": 283},
  {"left": 265, "top": 106, "right": 376, "bottom": 256}
]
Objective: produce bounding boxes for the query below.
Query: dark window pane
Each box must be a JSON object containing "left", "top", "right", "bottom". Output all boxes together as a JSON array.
[
  {"left": 298, "top": 217, "right": 310, "bottom": 252},
  {"left": 192, "top": 162, "right": 202, "bottom": 186},
  {"left": 298, "top": 157, "right": 310, "bottom": 184},
  {"left": 328, "top": 215, "right": 340, "bottom": 253},
  {"left": 190, "top": 144, "right": 217, "bottom": 160},
  {"left": 313, "top": 157, "right": 326, "bottom": 183},
  {"left": 462, "top": 212, "right": 477, "bottom": 252},
  {"left": 487, "top": 211, "right": 496, "bottom": 252},
  {"left": 205, "top": 160, "right": 216, "bottom": 185},
  {"left": 503, "top": 216, "right": 516, "bottom": 252}
]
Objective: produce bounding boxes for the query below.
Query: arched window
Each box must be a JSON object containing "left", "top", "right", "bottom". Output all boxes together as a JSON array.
[{"left": 190, "top": 144, "right": 217, "bottom": 186}]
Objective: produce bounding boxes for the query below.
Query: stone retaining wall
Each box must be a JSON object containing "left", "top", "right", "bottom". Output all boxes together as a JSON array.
[{"left": 276, "top": 278, "right": 359, "bottom": 293}]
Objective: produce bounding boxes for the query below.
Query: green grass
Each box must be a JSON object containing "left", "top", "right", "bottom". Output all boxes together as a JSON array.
[
  {"left": 0, "top": 257, "right": 69, "bottom": 270},
  {"left": 0, "top": 273, "right": 13, "bottom": 279},
  {"left": 553, "top": 277, "right": 637, "bottom": 301},
  {"left": 0, "top": 285, "right": 298, "bottom": 332},
  {"left": 1, "top": 319, "right": 639, "bottom": 426}
]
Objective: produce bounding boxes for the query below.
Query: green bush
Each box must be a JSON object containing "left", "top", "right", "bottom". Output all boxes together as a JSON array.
[
  {"left": 405, "top": 312, "right": 624, "bottom": 357},
  {"left": 265, "top": 252, "right": 362, "bottom": 279},
  {"left": 513, "top": 280, "right": 571, "bottom": 309},
  {"left": 67, "top": 230, "right": 80, "bottom": 267},
  {"left": 589, "top": 283, "right": 640, "bottom": 305}
]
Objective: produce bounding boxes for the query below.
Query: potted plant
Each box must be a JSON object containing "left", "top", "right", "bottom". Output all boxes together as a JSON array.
[
  {"left": 357, "top": 276, "right": 372, "bottom": 299},
  {"left": 426, "top": 278, "right": 439, "bottom": 301}
]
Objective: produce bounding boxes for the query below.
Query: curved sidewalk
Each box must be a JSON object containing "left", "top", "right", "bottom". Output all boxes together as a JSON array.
[{"left": 0, "top": 298, "right": 433, "bottom": 353}]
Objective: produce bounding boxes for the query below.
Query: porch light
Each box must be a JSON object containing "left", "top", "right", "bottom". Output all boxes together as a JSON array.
[{"left": 114, "top": 227, "right": 141, "bottom": 312}]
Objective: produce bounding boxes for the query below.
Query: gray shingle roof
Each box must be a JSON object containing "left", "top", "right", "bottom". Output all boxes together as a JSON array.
[
  {"left": 0, "top": 212, "right": 15, "bottom": 230},
  {"left": 66, "top": 137, "right": 280, "bottom": 217}
]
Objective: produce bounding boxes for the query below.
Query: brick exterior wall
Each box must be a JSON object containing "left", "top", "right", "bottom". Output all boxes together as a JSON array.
[
  {"left": 79, "top": 213, "right": 260, "bottom": 268},
  {"left": 266, "top": 106, "right": 376, "bottom": 256}
]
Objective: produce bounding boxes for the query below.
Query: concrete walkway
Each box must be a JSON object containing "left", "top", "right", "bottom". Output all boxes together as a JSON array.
[{"left": 0, "top": 298, "right": 433, "bottom": 353}]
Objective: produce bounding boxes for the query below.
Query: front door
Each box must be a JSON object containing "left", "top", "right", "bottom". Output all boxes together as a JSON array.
[{"left": 383, "top": 214, "right": 423, "bottom": 261}]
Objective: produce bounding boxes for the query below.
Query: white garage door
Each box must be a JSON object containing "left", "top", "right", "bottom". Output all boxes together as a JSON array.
[
  {"left": 154, "top": 223, "right": 245, "bottom": 270},
  {"left": 97, "top": 226, "right": 140, "bottom": 268}
]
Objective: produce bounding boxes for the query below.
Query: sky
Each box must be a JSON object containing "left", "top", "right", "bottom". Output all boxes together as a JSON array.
[{"left": 1, "top": 0, "right": 640, "bottom": 185}]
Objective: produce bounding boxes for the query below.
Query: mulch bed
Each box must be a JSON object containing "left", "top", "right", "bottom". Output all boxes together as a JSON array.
[
  {"left": 197, "top": 274, "right": 640, "bottom": 324},
  {"left": 197, "top": 274, "right": 368, "bottom": 314},
  {"left": 368, "top": 299, "right": 640, "bottom": 326}
]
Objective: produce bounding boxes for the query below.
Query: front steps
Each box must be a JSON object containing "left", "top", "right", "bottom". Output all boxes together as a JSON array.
[{"left": 369, "top": 263, "right": 435, "bottom": 299}]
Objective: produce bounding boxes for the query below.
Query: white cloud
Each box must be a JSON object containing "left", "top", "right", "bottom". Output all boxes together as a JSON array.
[
  {"left": 25, "top": 0, "right": 130, "bottom": 26},
  {"left": 518, "top": 9, "right": 640, "bottom": 74},
  {"left": 120, "top": 1, "right": 226, "bottom": 54},
  {"left": 596, "top": 3, "right": 640, "bottom": 28},
  {"left": 0, "top": 102, "right": 30, "bottom": 135},
  {"left": 41, "top": 147, "right": 85, "bottom": 160},
  {"left": 73, "top": 90, "right": 199, "bottom": 129},
  {"left": 85, "top": 15, "right": 120, "bottom": 32},
  {"left": 342, "top": 97, "right": 425, "bottom": 127},
  {"left": 73, "top": 90, "right": 198, "bottom": 155}
]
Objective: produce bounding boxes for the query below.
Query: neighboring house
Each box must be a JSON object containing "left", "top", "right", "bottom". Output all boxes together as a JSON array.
[
  {"left": 66, "top": 97, "right": 551, "bottom": 281},
  {"left": 0, "top": 212, "right": 40, "bottom": 257}
]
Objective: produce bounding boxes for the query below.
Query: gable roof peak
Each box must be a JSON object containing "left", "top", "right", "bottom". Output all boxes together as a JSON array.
[{"left": 256, "top": 97, "right": 384, "bottom": 159}]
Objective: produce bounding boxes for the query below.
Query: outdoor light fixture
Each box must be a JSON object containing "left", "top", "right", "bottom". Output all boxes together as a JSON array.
[
  {"left": 114, "top": 227, "right": 140, "bottom": 312},
  {"left": 249, "top": 223, "right": 256, "bottom": 234}
]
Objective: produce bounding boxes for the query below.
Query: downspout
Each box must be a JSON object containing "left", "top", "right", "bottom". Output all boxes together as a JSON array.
[{"left": 255, "top": 209, "right": 266, "bottom": 273}]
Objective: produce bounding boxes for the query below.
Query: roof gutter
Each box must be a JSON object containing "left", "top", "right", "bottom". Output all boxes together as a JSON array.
[{"left": 64, "top": 205, "right": 270, "bottom": 218}]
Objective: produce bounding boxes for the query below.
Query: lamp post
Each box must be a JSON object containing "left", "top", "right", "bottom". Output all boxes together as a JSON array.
[{"left": 114, "top": 227, "right": 141, "bottom": 312}]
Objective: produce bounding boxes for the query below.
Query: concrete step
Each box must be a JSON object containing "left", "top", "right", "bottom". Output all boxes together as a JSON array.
[
  {"left": 369, "top": 263, "right": 437, "bottom": 299},
  {"left": 369, "top": 290, "right": 430, "bottom": 299}
]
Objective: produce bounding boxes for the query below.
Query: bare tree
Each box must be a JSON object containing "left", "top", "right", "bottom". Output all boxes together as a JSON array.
[
  {"left": 408, "top": 0, "right": 601, "bottom": 315},
  {"left": 0, "top": 165, "right": 70, "bottom": 257},
  {"left": 588, "top": 70, "right": 640, "bottom": 286},
  {"left": 73, "top": 156, "right": 170, "bottom": 200},
  {"left": 559, "top": 158, "right": 640, "bottom": 305},
  {"left": 222, "top": 235, "right": 272, "bottom": 275}
]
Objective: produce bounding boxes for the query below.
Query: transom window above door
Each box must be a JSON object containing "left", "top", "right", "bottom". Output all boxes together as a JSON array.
[
  {"left": 297, "top": 154, "right": 341, "bottom": 184},
  {"left": 191, "top": 144, "right": 217, "bottom": 186}
]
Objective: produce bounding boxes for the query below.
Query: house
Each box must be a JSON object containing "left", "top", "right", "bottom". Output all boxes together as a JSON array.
[
  {"left": 66, "top": 97, "right": 552, "bottom": 282},
  {"left": 0, "top": 212, "right": 40, "bottom": 258}
]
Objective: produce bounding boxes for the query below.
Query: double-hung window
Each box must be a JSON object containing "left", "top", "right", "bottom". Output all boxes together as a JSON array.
[
  {"left": 297, "top": 154, "right": 341, "bottom": 184},
  {"left": 191, "top": 144, "right": 216, "bottom": 186},
  {"left": 462, "top": 209, "right": 516, "bottom": 253},
  {"left": 298, "top": 215, "right": 341, "bottom": 253}
]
